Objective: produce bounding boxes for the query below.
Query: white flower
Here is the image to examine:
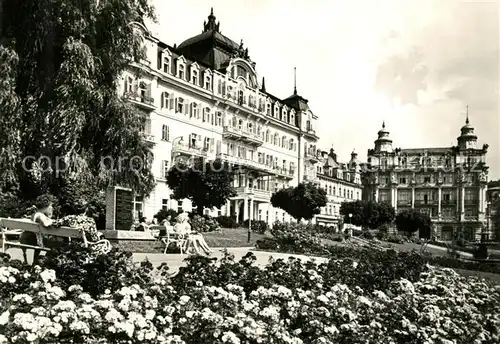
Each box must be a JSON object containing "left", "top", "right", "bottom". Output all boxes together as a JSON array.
[
  {"left": 221, "top": 331, "right": 241, "bottom": 344},
  {"left": 179, "top": 295, "right": 190, "bottom": 305},
  {"left": 0, "top": 334, "right": 7, "bottom": 344},
  {"left": 0, "top": 311, "right": 9, "bottom": 326},
  {"left": 26, "top": 333, "right": 38, "bottom": 342},
  {"left": 39, "top": 269, "right": 56, "bottom": 283}
]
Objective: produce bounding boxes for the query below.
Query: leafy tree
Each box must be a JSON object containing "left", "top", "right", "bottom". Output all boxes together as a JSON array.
[
  {"left": 271, "top": 182, "right": 327, "bottom": 222},
  {"left": 395, "top": 209, "right": 432, "bottom": 238},
  {"left": 166, "top": 158, "right": 237, "bottom": 215},
  {"left": 0, "top": 0, "right": 157, "bottom": 207},
  {"left": 340, "top": 200, "right": 396, "bottom": 230}
]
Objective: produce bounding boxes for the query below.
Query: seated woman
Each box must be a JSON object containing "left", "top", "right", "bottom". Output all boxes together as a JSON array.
[
  {"left": 173, "top": 213, "right": 212, "bottom": 255},
  {"left": 134, "top": 217, "right": 150, "bottom": 232},
  {"left": 19, "top": 197, "right": 55, "bottom": 264}
]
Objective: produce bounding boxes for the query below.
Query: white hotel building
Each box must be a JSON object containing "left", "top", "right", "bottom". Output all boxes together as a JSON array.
[{"left": 106, "top": 9, "right": 361, "bottom": 229}]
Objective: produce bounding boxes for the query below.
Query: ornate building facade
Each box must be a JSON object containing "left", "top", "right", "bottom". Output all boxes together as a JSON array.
[
  {"left": 314, "top": 149, "right": 363, "bottom": 230},
  {"left": 486, "top": 181, "right": 500, "bottom": 239},
  {"left": 362, "top": 118, "right": 489, "bottom": 241},
  {"left": 106, "top": 10, "right": 322, "bottom": 229}
]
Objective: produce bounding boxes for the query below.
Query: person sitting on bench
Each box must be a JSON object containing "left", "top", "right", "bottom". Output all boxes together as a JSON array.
[{"left": 19, "top": 196, "right": 55, "bottom": 265}]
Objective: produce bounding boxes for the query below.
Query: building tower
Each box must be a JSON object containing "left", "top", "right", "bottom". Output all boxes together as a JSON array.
[{"left": 374, "top": 122, "right": 393, "bottom": 153}]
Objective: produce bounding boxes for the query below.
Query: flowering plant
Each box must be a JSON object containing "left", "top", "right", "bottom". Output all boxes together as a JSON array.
[{"left": 0, "top": 246, "right": 499, "bottom": 343}]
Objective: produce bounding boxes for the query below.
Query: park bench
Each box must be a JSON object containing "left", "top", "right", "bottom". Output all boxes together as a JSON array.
[
  {"left": 0, "top": 218, "right": 112, "bottom": 255},
  {"left": 150, "top": 225, "right": 187, "bottom": 254}
]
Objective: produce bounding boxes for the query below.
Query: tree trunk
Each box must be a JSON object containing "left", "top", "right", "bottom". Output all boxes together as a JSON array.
[{"left": 196, "top": 206, "right": 204, "bottom": 216}]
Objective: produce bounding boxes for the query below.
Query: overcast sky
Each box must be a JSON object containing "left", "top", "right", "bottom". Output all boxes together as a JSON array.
[{"left": 150, "top": 0, "right": 499, "bottom": 179}]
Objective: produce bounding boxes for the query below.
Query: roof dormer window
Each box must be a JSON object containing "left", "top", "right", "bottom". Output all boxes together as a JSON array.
[
  {"left": 177, "top": 57, "right": 186, "bottom": 80},
  {"left": 205, "top": 75, "right": 211, "bottom": 90},
  {"left": 163, "top": 57, "right": 170, "bottom": 74},
  {"left": 266, "top": 103, "right": 272, "bottom": 116},
  {"left": 281, "top": 107, "right": 287, "bottom": 122},
  {"left": 192, "top": 70, "right": 198, "bottom": 85},
  {"left": 178, "top": 64, "right": 185, "bottom": 80},
  {"left": 290, "top": 110, "right": 295, "bottom": 126},
  {"left": 274, "top": 104, "right": 279, "bottom": 118}
]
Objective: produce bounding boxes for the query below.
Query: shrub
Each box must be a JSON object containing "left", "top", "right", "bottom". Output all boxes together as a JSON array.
[
  {"left": 359, "top": 230, "right": 375, "bottom": 240},
  {"left": 242, "top": 219, "right": 268, "bottom": 234},
  {"left": 153, "top": 208, "right": 178, "bottom": 224},
  {"left": 190, "top": 214, "right": 220, "bottom": 232},
  {"left": 215, "top": 215, "right": 238, "bottom": 228}
]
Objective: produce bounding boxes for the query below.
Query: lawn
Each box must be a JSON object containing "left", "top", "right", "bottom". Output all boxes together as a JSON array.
[{"left": 203, "top": 227, "right": 271, "bottom": 247}]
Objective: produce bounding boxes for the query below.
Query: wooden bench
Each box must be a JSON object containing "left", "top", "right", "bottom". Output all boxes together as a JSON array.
[{"left": 0, "top": 218, "right": 112, "bottom": 254}]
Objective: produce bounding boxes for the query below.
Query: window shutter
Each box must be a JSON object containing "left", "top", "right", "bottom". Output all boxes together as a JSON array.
[
  {"left": 169, "top": 94, "right": 174, "bottom": 110},
  {"left": 216, "top": 140, "right": 221, "bottom": 154},
  {"left": 175, "top": 98, "right": 178, "bottom": 113},
  {"left": 188, "top": 134, "right": 193, "bottom": 148},
  {"left": 210, "top": 138, "right": 215, "bottom": 152},
  {"left": 184, "top": 100, "right": 189, "bottom": 115},
  {"left": 160, "top": 93, "right": 165, "bottom": 108},
  {"left": 196, "top": 135, "right": 202, "bottom": 149}
]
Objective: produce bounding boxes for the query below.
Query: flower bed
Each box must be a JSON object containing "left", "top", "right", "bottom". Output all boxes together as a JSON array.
[{"left": 0, "top": 243, "right": 499, "bottom": 343}]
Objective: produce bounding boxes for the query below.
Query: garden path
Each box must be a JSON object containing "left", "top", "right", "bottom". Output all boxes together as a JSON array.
[
  {"left": 4, "top": 247, "right": 329, "bottom": 273},
  {"left": 133, "top": 247, "right": 329, "bottom": 272}
]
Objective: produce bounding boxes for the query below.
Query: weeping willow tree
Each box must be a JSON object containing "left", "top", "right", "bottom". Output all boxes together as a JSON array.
[{"left": 0, "top": 0, "right": 157, "bottom": 212}]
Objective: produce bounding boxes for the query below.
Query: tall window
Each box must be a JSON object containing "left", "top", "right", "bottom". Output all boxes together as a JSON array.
[
  {"left": 161, "top": 125, "right": 170, "bottom": 141},
  {"left": 192, "top": 70, "right": 198, "bottom": 85},
  {"left": 163, "top": 57, "right": 170, "bottom": 73},
  {"left": 178, "top": 64, "right": 185, "bottom": 79},
  {"left": 177, "top": 200, "right": 183, "bottom": 213},
  {"left": 205, "top": 76, "right": 211, "bottom": 90},
  {"left": 139, "top": 82, "right": 148, "bottom": 98},
  {"left": 216, "top": 112, "right": 222, "bottom": 126},
  {"left": 162, "top": 160, "right": 169, "bottom": 178},
  {"left": 176, "top": 98, "right": 184, "bottom": 113},
  {"left": 133, "top": 196, "right": 143, "bottom": 220}
]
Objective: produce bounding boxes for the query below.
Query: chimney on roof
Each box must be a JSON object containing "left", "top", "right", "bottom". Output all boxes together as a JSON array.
[{"left": 261, "top": 77, "right": 266, "bottom": 92}]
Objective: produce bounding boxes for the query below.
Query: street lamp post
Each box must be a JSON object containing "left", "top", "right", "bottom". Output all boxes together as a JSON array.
[
  {"left": 247, "top": 198, "right": 253, "bottom": 244},
  {"left": 348, "top": 213, "right": 353, "bottom": 237}
]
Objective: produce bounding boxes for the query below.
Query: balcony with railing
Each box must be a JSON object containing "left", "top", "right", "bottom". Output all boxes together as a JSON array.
[
  {"left": 217, "top": 153, "right": 271, "bottom": 173},
  {"left": 172, "top": 142, "right": 208, "bottom": 158},
  {"left": 464, "top": 199, "right": 479, "bottom": 206},
  {"left": 441, "top": 199, "right": 457, "bottom": 206},
  {"left": 222, "top": 126, "right": 263, "bottom": 146},
  {"left": 304, "top": 149, "right": 319, "bottom": 163},
  {"left": 273, "top": 167, "right": 295, "bottom": 179},
  {"left": 397, "top": 200, "right": 412, "bottom": 207},
  {"left": 123, "top": 91, "right": 156, "bottom": 111},
  {"left": 414, "top": 199, "right": 439, "bottom": 206},
  {"left": 234, "top": 186, "right": 271, "bottom": 200},
  {"left": 141, "top": 132, "right": 156, "bottom": 144}
]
